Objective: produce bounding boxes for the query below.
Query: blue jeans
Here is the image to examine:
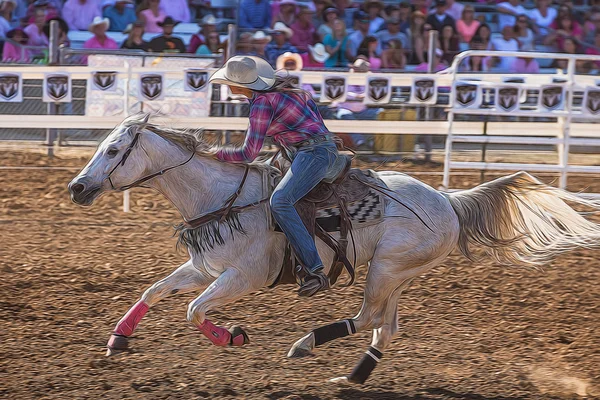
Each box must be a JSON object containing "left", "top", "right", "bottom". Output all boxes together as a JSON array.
[{"left": 270, "top": 142, "right": 341, "bottom": 271}]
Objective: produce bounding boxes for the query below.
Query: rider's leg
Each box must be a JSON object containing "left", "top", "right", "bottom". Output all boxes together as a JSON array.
[{"left": 270, "top": 144, "right": 337, "bottom": 295}]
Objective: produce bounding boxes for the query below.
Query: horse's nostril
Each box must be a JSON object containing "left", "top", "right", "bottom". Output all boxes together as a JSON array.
[{"left": 71, "top": 183, "right": 86, "bottom": 195}]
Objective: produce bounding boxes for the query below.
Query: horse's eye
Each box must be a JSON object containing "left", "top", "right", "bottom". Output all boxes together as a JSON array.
[{"left": 107, "top": 148, "right": 119, "bottom": 158}]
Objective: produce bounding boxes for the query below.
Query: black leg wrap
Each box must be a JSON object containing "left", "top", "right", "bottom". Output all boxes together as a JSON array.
[
  {"left": 348, "top": 346, "right": 383, "bottom": 384},
  {"left": 313, "top": 319, "right": 356, "bottom": 347}
]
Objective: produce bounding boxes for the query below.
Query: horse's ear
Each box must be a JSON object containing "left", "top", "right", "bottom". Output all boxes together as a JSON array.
[{"left": 142, "top": 113, "right": 151, "bottom": 124}]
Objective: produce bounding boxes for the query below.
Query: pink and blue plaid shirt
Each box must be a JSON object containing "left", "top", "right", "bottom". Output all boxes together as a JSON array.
[{"left": 216, "top": 91, "right": 330, "bottom": 163}]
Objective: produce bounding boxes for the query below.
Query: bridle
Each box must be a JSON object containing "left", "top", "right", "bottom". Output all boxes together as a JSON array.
[{"left": 106, "top": 127, "right": 196, "bottom": 191}]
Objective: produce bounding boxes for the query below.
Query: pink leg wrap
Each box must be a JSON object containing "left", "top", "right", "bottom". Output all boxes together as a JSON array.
[
  {"left": 197, "top": 319, "right": 247, "bottom": 347},
  {"left": 113, "top": 300, "right": 149, "bottom": 337}
]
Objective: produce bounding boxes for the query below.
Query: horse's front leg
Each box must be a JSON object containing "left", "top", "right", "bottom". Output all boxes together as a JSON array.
[
  {"left": 187, "top": 267, "right": 260, "bottom": 347},
  {"left": 107, "top": 260, "right": 213, "bottom": 356}
]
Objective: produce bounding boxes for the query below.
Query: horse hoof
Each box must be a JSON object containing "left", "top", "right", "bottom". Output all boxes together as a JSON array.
[
  {"left": 229, "top": 326, "right": 250, "bottom": 346},
  {"left": 287, "top": 333, "right": 315, "bottom": 358},
  {"left": 328, "top": 376, "right": 351, "bottom": 386},
  {"left": 106, "top": 334, "right": 129, "bottom": 356}
]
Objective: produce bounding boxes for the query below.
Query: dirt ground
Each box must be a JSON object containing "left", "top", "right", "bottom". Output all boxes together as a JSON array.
[{"left": 0, "top": 149, "right": 599, "bottom": 400}]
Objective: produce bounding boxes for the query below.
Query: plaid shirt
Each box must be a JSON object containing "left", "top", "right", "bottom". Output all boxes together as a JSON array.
[{"left": 216, "top": 91, "right": 330, "bottom": 163}]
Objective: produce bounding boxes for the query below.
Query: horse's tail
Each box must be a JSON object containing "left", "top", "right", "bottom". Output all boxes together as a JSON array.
[{"left": 446, "top": 171, "right": 600, "bottom": 266}]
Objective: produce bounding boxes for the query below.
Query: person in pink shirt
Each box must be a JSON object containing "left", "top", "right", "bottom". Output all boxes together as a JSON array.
[
  {"left": 24, "top": 8, "right": 49, "bottom": 46},
  {"left": 25, "top": 0, "right": 60, "bottom": 25},
  {"left": 83, "top": 16, "right": 118, "bottom": 49},
  {"left": 139, "top": 0, "right": 166, "bottom": 33},
  {"left": 545, "top": 14, "right": 582, "bottom": 51},
  {"left": 2, "top": 27, "right": 31, "bottom": 62},
  {"left": 304, "top": 42, "right": 327, "bottom": 68},
  {"left": 415, "top": 48, "right": 447, "bottom": 72},
  {"left": 512, "top": 57, "right": 539, "bottom": 73},
  {"left": 357, "top": 35, "right": 381, "bottom": 70},
  {"left": 456, "top": 5, "right": 480, "bottom": 43},
  {"left": 585, "top": 31, "right": 600, "bottom": 68},
  {"left": 290, "top": 4, "right": 317, "bottom": 53},
  {"left": 188, "top": 14, "right": 217, "bottom": 53},
  {"left": 62, "top": 0, "right": 101, "bottom": 31}
]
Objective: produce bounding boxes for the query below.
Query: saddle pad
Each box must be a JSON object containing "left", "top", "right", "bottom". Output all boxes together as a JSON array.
[{"left": 316, "top": 188, "right": 384, "bottom": 227}]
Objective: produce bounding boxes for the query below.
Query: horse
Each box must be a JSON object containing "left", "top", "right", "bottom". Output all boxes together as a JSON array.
[{"left": 68, "top": 114, "right": 600, "bottom": 385}]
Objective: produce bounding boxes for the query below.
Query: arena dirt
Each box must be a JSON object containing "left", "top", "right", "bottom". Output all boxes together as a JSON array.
[{"left": 0, "top": 150, "right": 598, "bottom": 399}]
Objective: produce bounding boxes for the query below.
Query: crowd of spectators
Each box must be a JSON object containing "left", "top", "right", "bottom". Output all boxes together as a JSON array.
[{"left": 0, "top": 0, "right": 599, "bottom": 72}]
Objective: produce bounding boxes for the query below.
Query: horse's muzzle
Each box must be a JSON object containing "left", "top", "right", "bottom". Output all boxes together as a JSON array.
[{"left": 68, "top": 177, "right": 101, "bottom": 206}]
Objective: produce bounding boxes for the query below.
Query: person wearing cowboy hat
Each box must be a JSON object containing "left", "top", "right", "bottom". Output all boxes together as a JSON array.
[
  {"left": 272, "top": 0, "right": 297, "bottom": 28},
  {"left": 208, "top": 55, "right": 347, "bottom": 297},
  {"left": 147, "top": 16, "right": 186, "bottom": 53},
  {"left": 250, "top": 30, "right": 271, "bottom": 58},
  {"left": 2, "top": 27, "right": 30, "bottom": 62},
  {"left": 62, "top": 0, "right": 101, "bottom": 31},
  {"left": 275, "top": 51, "right": 302, "bottom": 70},
  {"left": 290, "top": 4, "right": 317, "bottom": 53},
  {"left": 83, "top": 17, "right": 118, "bottom": 49},
  {"left": 188, "top": 14, "right": 218, "bottom": 53},
  {"left": 264, "top": 21, "right": 297, "bottom": 66},
  {"left": 303, "top": 42, "right": 328, "bottom": 67},
  {"left": 103, "top": 0, "right": 136, "bottom": 32}
]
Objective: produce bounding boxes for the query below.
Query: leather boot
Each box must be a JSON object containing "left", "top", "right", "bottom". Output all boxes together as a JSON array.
[{"left": 298, "top": 267, "right": 330, "bottom": 297}]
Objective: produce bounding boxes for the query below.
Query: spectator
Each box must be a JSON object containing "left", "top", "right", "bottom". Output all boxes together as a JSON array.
[
  {"left": 239, "top": 0, "right": 271, "bottom": 29},
  {"left": 426, "top": 0, "right": 455, "bottom": 32},
  {"left": 460, "top": 37, "right": 489, "bottom": 71},
  {"left": 159, "top": 0, "right": 190, "bottom": 23},
  {"left": 304, "top": 42, "right": 327, "bottom": 67},
  {"left": 377, "top": 17, "right": 410, "bottom": 52},
  {"left": 512, "top": 56, "right": 540, "bottom": 73},
  {"left": 63, "top": 0, "right": 101, "bottom": 31},
  {"left": 83, "top": 16, "right": 118, "bottom": 49},
  {"left": 272, "top": 0, "right": 297, "bottom": 28},
  {"left": 545, "top": 14, "right": 583, "bottom": 50},
  {"left": 364, "top": 0, "right": 385, "bottom": 35},
  {"left": 250, "top": 30, "right": 271, "bottom": 57},
  {"left": 24, "top": 8, "right": 48, "bottom": 46},
  {"left": 583, "top": 10, "right": 600, "bottom": 43},
  {"left": 103, "top": 0, "right": 136, "bottom": 32},
  {"left": 529, "top": 0, "right": 557, "bottom": 38},
  {"left": 412, "top": 0, "right": 429, "bottom": 16},
  {"left": 357, "top": 35, "right": 381, "bottom": 69},
  {"left": 2, "top": 27, "right": 30, "bottom": 62},
  {"left": 553, "top": 37, "right": 590, "bottom": 72},
  {"left": 491, "top": 26, "right": 519, "bottom": 71},
  {"left": 381, "top": 38, "right": 406, "bottom": 69},
  {"left": 332, "top": 0, "right": 355, "bottom": 32},
  {"left": 25, "top": 0, "right": 60, "bottom": 25},
  {"left": 0, "top": 0, "right": 16, "bottom": 39},
  {"left": 346, "top": 10, "right": 370, "bottom": 62},
  {"left": 235, "top": 31, "right": 254, "bottom": 55},
  {"left": 396, "top": 2, "right": 412, "bottom": 34},
  {"left": 290, "top": 4, "right": 317, "bottom": 53},
  {"left": 264, "top": 22, "right": 296, "bottom": 66},
  {"left": 440, "top": 24, "right": 459, "bottom": 64},
  {"left": 498, "top": 0, "right": 526, "bottom": 31},
  {"left": 415, "top": 47, "right": 446, "bottom": 71},
  {"left": 585, "top": 31, "right": 600, "bottom": 68},
  {"left": 438, "top": 0, "right": 463, "bottom": 22},
  {"left": 381, "top": 4, "right": 399, "bottom": 22},
  {"left": 312, "top": 0, "right": 332, "bottom": 29},
  {"left": 121, "top": 20, "right": 148, "bottom": 50},
  {"left": 188, "top": 14, "right": 217, "bottom": 53},
  {"left": 196, "top": 31, "right": 222, "bottom": 54},
  {"left": 148, "top": 16, "right": 185, "bottom": 52},
  {"left": 318, "top": 6, "right": 338, "bottom": 41},
  {"left": 276, "top": 50, "right": 302, "bottom": 70},
  {"left": 138, "top": 0, "right": 166, "bottom": 33},
  {"left": 42, "top": 17, "right": 69, "bottom": 46},
  {"left": 456, "top": 5, "right": 480, "bottom": 43},
  {"left": 514, "top": 14, "right": 534, "bottom": 51},
  {"left": 473, "top": 23, "right": 492, "bottom": 49},
  {"left": 323, "top": 18, "right": 348, "bottom": 67},
  {"left": 410, "top": 12, "right": 428, "bottom": 64}
]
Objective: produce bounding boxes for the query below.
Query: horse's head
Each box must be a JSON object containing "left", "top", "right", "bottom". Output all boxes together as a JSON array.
[{"left": 68, "top": 114, "right": 156, "bottom": 206}]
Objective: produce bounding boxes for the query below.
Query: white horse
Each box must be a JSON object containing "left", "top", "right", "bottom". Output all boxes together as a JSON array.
[{"left": 68, "top": 114, "right": 600, "bottom": 384}]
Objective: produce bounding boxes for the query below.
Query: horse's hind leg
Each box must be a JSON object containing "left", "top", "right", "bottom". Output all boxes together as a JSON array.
[{"left": 107, "top": 260, "right": 212, "bottom": 356}]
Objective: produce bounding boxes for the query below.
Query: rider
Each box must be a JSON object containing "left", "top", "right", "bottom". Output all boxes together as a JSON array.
[{"left": 209, "top": 55, "right": 345, "bottom": 297}]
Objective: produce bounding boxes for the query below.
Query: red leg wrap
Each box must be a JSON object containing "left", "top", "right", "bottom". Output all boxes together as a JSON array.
[
  {"left": 113, "top": 300, "right": 149, "bottom": 337},
  {"left": 197, "top": 319, "right": 232, "bottom": 347}
]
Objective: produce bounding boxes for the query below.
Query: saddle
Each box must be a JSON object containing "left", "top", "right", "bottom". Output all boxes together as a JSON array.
[{"left": 270, "top": 155, "right": 378, "bottom": 288}]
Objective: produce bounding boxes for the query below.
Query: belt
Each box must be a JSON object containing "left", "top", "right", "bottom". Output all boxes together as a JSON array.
[{"left": 292, "top": 135, "right": 334, "bottom": 149}]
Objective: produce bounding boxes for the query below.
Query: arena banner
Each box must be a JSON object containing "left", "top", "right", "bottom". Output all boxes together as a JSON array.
[
  {"left": 539, "top": 85, "right": 565, "bottom": 111},
  {"left": 0, "top": 73, "right": 22, "bottom": 102},
  {"left": 409, "top": 77, "right": 437, "bottom": 105},
  {"left": 91, "top": 71, "right": 118, "bottom": 92},
  {"left": 320, "top": 75, "right": 347, "bottom": 103},
  {"left": 496, "top": 85, "right": 521, "bottom": 112},
  {"left": 582, "top": 86, "right": 600, "bottom": 116},
  {"left": 184, "top": 69, "right": 209, "bottom": 92},
  {"left": 139, "top": 72, "right": 165, "bottom": 101},
  {"left": 452, "top": 80, "right": 481, "bottom": 109},
  {"left": 43, "top": 73, "right": 71, "bottom": 103},
  {"left": 365, "top": 76, "right": 391, "bottom": 105}
]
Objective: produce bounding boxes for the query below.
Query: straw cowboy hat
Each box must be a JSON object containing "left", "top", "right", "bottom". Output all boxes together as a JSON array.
[
  {"left": 276, "top": 52, "right": 303, "bottom": 71},
  {"left": 350, "top": 56, "right": 370, "bottom": 72},
  {"left": 272, "top": 22, "right": 293, "bottom": 38},
  {"left": 308, "top": 43, "right": 329, "bottom": 63},
  {"left": 251, "top": 30, "right": 272, "bottom": 43},
  {"left": 209, "top": 55, "right": 276, "bottom": 91},
  {"left": 88, "top": 16, "right": 110, "bottom": 31},
  {"left": 200, "top": 14, "right": 218, "bottom": 26}
]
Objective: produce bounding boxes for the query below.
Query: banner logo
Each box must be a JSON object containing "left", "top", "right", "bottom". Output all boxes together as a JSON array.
[
  {"left": 0, "top": 74, "right": 19, "bottom": 101},
  {"left": 93, "top": 71, "right": 117, "bottom": 91},
  {"left": 497, "top": 87, "right": 519, "bottom": 111},
  {"left": 414, "top": 78, "right": 435, "bottom": 102},
  {"left": 47, "top": 75, "right": 69, "bottom": 101},
  {"left": 185, "top": 70, "right": 208, "bottom": 91},
  {"left": 324, "top": 77, "right": 346, "bottom": 100},
  {"left": 455, "top": 84, "right": 478, "bottom": 107},
  {"left": 141, "top": 74, "right": 163, "bottom": 100},
  {"left": 541, "top": 86, "right": 563, "bottom": 110}
]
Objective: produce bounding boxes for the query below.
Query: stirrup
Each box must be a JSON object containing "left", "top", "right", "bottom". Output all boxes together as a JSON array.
[{"left": 298, "top": 268, "right": 330, "bottom": 297}]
